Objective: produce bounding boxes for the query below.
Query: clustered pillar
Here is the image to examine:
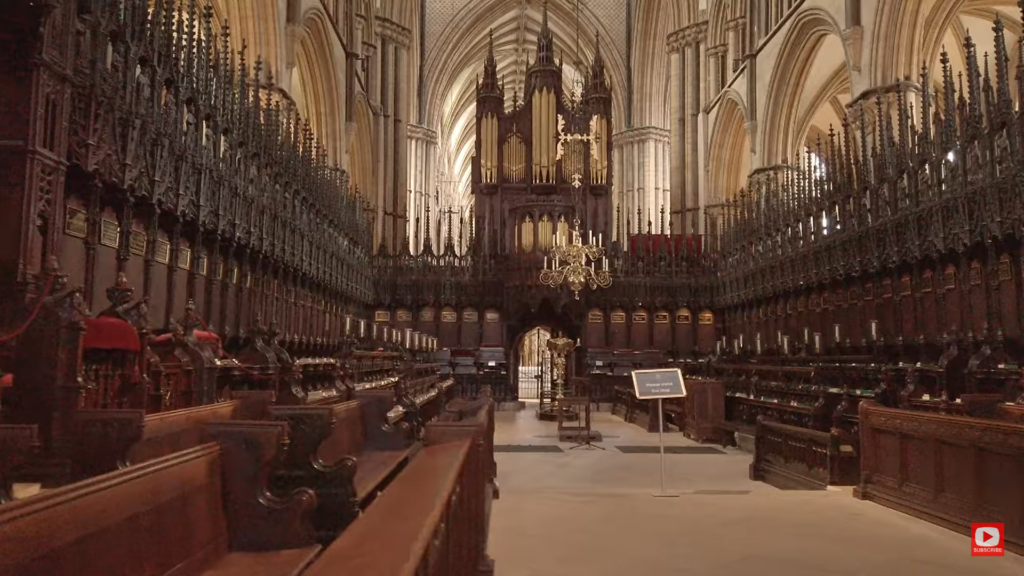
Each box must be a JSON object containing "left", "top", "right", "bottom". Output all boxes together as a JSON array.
[
  {"left": 374, "top": 20, "right": 412, "bottom": 254},
  {"left": 668, "top": 22, "right": 707, "bottom": 236}
]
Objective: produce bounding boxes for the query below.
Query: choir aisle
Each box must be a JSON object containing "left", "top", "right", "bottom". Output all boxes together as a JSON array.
[{"left": 486, "top": 409, "right": 1024, "bottom": 576}]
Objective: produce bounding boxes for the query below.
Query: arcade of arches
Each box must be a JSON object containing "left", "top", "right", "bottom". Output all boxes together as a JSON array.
[{"left": 1, "top": 1, "right": 1024, "bottom": 575}]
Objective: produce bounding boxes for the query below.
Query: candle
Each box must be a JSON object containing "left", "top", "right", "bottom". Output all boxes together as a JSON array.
[
  {"left": 777, "top": 331, "right": 782, "bottom": 345},
  {"left": 589, "top": 230, "right": 593, "bottom": 243},
  {"left": 544, "top": 256, "right": 548, "bottom": 269},
  {"left": 739, "top": 334, "right": 744, "bottom": 348},
  {"left": 756, "top": 338, "right": 762, "bottom": 355},
  {"left": 814, "top": 333, "right": 821, "bottom": 354},
  {"left": 834, "top": 324, "right": 841, "bottom": 343},
  {"left": 598, "top": 233, "right": 603, "bottom": 247},
  {"left": 783, "top": 336, "right": 790, "bottom": 354},
  {"left": 733, "top": 339, "right": 739, "bottom": 355},
  {"left": 871, "top": 320, "right": 878, "bottom": 340},
  {"left": 803, "top": 327, "right": 810, "bottom": 343},
  {"left": 602, "top": 256, "right": 607, "bottom": 269},
  {"left": 716, "top": 341, "right": 722, "bottom": 354}
]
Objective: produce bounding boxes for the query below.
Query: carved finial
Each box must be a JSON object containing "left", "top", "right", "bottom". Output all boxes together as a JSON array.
[{"left": 105, "top": 272, "right": 135, "bottom": 309}]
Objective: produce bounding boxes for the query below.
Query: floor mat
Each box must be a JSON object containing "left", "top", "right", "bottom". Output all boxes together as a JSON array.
[
  {"left": 615, "top": 446, "right": 726, "bottom": 455},
  {"left": 495, "top": 444, "right": 565, "bottom": 453}
]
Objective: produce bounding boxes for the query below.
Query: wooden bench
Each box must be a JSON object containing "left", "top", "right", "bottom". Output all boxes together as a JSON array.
[
  {"left": 268, "top": 392, "right": 413, "bottom": 542},
  {"left": 303, "top": 438, "right": 489, "bottom": 576},
  {"left": 0, "top": 420, "right": 320, "bottom": 576}
]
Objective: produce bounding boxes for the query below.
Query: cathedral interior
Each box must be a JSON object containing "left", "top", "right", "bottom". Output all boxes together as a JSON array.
[{"left": 1, "top": 0, "right": 1024, "bottom": 574}]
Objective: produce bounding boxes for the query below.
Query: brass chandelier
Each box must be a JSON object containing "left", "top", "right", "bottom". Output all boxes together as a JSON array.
[{"left": 539, "top": 217, "right": 612, "bottom": 300}]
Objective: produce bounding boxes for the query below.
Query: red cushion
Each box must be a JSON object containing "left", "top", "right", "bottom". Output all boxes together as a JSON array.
[
  {"left": 84, "top": 317, "right": 141, "bottom": 352},
  {"left": 0, "top": 373, "right": 12, "bottom": 388}
]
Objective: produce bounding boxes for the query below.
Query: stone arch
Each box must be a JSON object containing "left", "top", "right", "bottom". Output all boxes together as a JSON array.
[
  {"left": 708, "top": 91, "right": 751, "bottom": 202},
  {"left": 760, "top": 8, "right": 853, "bottom": 165},
  {"left": 293, "top": 7, "right": 345, "bottom": 166}
]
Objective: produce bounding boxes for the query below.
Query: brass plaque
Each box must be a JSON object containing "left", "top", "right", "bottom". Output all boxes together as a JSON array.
[
  {"left": 419, "top": 308, "right": 436, "bottom": 321},
  {"left": 64, "top": 206, "right": 87, "bottom": 238},
  {"left": 921, "top": 270, "right": 934, "bottom": 293},
  {"left": 676, "top": 310, "right": 692, "bottom": 324},
  {"left": 943, "top": 268, "right": 956, "bottom": 290},
  {"left": 588, "top": 310, "right": 604, "bottom": 323},
  {"left": 396, "top": 310, "right": 413, "bottom": 322},
  {"left": 610, "top": 312, "right": 626, "bottom": 324},
  {"left": 999, "top": 255, "right": 1012, "bottom": 282},
  {"left": 462, "top": 310, "right": 478, "bottom": 322},
  {"left": 485, "top": 311, "right": 500, "bottom": 323},
  {"left": 374, "top": 310, "right": 391, "bottom": 322},
  {"left": 129, "top": 229, "right": 147, "bottom": 256},
  {"left": 969, "top": 262, "right": 982, "bottom": 286},
  {"left": 177, "top": 247, "right": 191, "bottom": 270},
  {"left": 698, "top": 312, "right": 713, "bottom": 325},
  {"left": 654, "top": 312, "right": 670, "bottom": 324},
  {"left": 863, "top": 283, "right": 874, "bottom": 300},
  {"left": 899, "top": 276, "right": 912, "bottom": 296},
  {"left": 880, "top": 279, "right": 893, "bottom": 298},
  {"left": 441, "top": 311, "right": 457, "bottom": 323},
  {"left": 100, "top": 218, "right": 120, "bottom": 248},
  {"left": 198, "top": 254, "right": 208, "bottom": 276},
  {"left": 155, "top": 239, "right": 171, "bottom": 264},
  {"left": 632, "top": 312, "right": 648, "bottom": 323}
]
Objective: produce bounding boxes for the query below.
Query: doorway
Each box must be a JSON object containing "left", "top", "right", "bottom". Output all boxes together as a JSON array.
[{"left": 516, "top": 326, "right": 552, "bottom": 400}]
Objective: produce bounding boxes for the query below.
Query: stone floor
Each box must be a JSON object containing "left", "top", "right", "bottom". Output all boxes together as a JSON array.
[{"left": 487, "top": 406, "right": 1024, "bottom": 576}]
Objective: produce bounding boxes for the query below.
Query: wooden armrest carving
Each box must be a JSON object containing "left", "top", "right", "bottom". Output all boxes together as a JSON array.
[
  {"left": 204, "top": 420, "right": 318, "bottom": 551},
  {"left": 357, "top": 390, "right": 413, "bottom": 450}
]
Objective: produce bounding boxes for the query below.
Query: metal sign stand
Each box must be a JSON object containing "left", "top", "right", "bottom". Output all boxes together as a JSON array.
[{"left": 652, "top": 398, "right": 679, "bottom": 498}]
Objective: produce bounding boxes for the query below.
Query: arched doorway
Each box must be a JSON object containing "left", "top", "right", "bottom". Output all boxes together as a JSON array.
[{"left": 515, "top": 326, "right": 552, "bottom": 400}]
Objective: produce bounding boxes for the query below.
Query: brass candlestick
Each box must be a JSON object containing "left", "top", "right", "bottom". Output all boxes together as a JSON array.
[{"left": 546, "top": 337, "right": 576, "bottom": 399}]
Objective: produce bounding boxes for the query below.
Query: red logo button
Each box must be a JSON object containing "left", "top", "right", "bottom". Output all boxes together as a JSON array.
[{"left": 971, "top": 523, "right": 1005, "bottom": 557}]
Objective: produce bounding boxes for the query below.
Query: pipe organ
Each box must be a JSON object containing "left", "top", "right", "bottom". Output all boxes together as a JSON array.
[
  {"left": 503, "top": 133, "right": 526, "bottom": 182},
  {"left": 472, "top": 5, "right": 613, "bottom": 258}
]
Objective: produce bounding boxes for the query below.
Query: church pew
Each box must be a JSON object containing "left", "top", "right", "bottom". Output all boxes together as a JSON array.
[
  {"left": 0, "top": 421, "right": 320, "bottom": 576},
  {"left": 855, "top": 400, "right": 1024, "bottom": 554},
  {"left": 749, "top": 416, "right": 857, "bottom": 490},
  {"left": 268, "top": 393, "right": 414, "bottom": 543},
  {"left": 302, "top": 438, "right": 491, "bottom": 576}
]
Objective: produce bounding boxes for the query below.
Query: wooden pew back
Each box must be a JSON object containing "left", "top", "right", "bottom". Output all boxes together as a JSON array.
[
  {"left": 70, "top": 400, "right": 242, "bottom": 480},
  {"left": 856, "top": 400, "right": 1024, "bottom": 554},
  {"left": 0, "top": 421, "right": 318, "bottom": 576},
  {"left": 302, "top": 439, "right": 475, "bottom": 576},
  {"left": 0, "top": 444, "right": 231, "bottom": 576}
]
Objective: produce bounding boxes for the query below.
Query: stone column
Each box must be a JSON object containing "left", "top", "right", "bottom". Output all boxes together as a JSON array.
[
  {"left": 408, "top": 124, "right": 438, "bottom": 253},
  {"left": 394, "top": 43, "right": 408, "bottom": 251},
  {"left": 668, "top": 37, "right": 684, "bottom": 235}
]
